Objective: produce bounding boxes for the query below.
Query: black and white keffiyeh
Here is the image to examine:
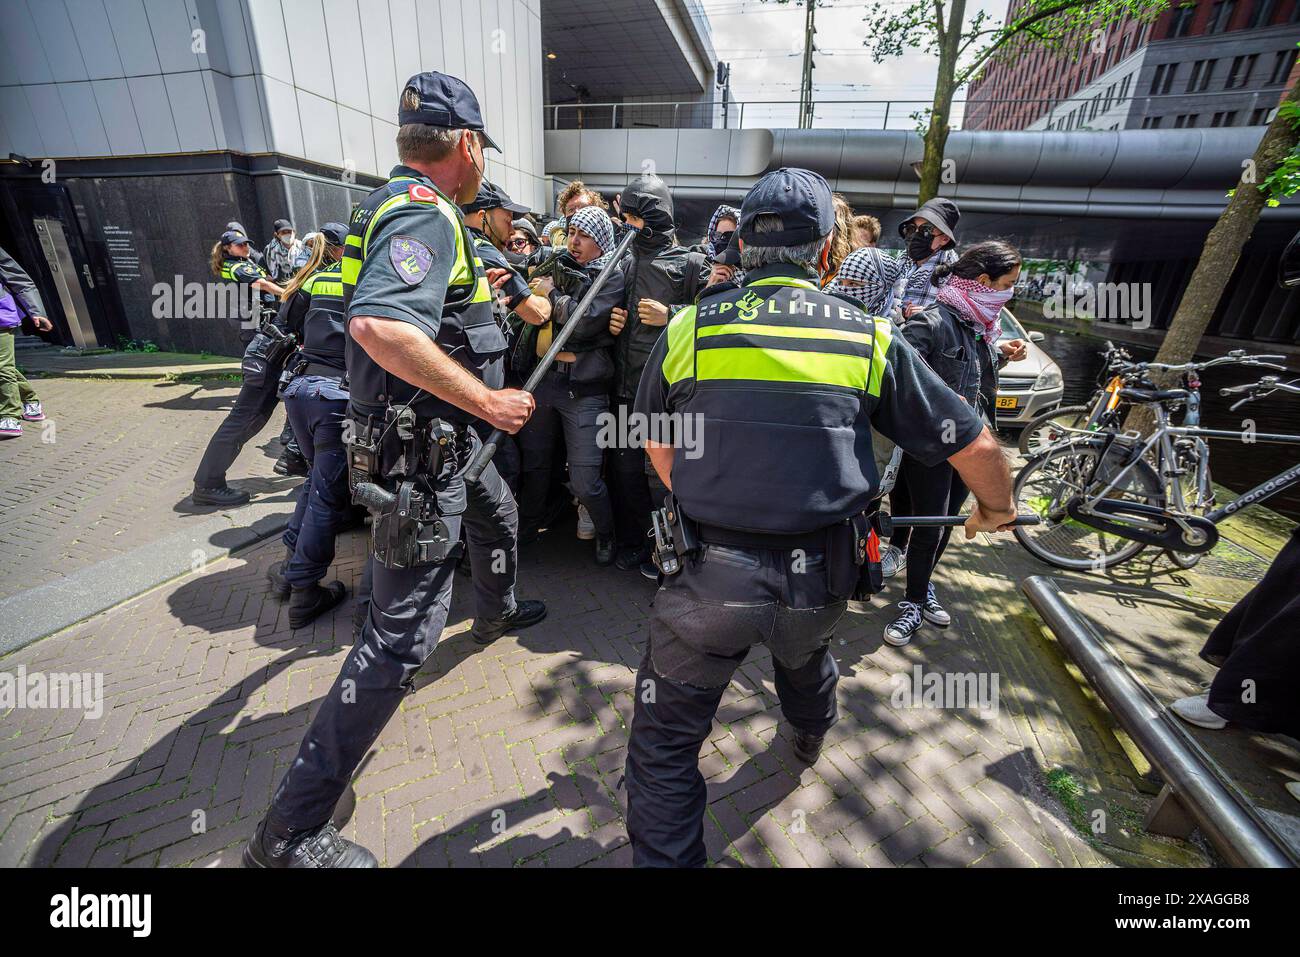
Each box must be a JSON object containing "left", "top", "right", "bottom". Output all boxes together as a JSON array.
[
  {"left": 569, "top": 206, "right": 618, "bottom": 270},
  {"left": 706, "top": 205, "right": 742, "bottom": 258}
]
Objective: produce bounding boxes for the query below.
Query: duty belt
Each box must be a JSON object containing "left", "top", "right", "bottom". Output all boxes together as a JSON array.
[{"left": 696, "top": 523, "right": 837, "bottom": 552}]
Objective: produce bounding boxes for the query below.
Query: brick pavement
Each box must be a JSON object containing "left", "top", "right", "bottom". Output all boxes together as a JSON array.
[
  {"left": 0, "top": 376, "right": 297, "bottom": 602},
  {"left": 2, "top": 499, "right": 1230, "bottom": 868}
]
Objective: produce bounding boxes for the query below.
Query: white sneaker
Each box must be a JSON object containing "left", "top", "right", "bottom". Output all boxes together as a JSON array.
[
  {"left": 881, "top": 544, "right": 906, "bottom": 579},
  {"left": 921, "top": 583, "right": 950, "bottom": 627},
  {"left": 1170, "top": 692, "right": 1227, "bottom": 730},
  {"left": 0, "top": 416, "right": 21, "bottom": 438},
  {"left": 883, "top": 601, "right": 923, "bottom": 647},
  {"left": 21, "top": 400, "right": 44, "bottom": 422},
  {"left": 576, "top": 504, "right": 595, "bottom": 540}
]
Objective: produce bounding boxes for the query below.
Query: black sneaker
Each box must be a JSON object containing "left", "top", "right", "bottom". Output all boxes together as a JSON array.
[
  {"left": 243, "top": 819, "right": 377, "bottom": 869},
  {"left": 615, "top": 545, "right": 650, "bottom": 570},
  {"left": 192, "top": 484, "right": 251, "bottom": 507},
  {"left": 289, "top": 581, "right": 347, "bottom": 629},
  {"left": 471, "top": 599, "right": 547, "bottom": 645},
  {"left": 792, "top": 728, "right": 825, "bottom": 764},
  {"left": 274, "top": 447, "right": 310, "bottom": 477},
  {"left": 639, "top": 561, "right": 659, "bottom": 582},
  {"left": 595, "top": 536, "right": 616, "bottom": 566}
]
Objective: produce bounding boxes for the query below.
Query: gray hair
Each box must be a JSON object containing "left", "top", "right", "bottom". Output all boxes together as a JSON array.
[
  {"left": 738, "top": 214, "right": 830, "bottom": 271},
  {"left": 396, "top": 124, "right": 463, "bottom": 164}
]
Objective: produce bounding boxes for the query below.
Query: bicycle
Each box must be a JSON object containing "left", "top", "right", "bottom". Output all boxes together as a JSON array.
[
  {"left": 1017, "top": 341, "right": 1135, "bottom": 456},
  {"left": 1012, "top": 364, "right": 1297, "bottom": 572}
]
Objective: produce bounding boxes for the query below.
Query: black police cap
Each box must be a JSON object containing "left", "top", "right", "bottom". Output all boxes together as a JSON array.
[
  {"left": 398, "top": 72, "right": 500, "bottom": 152},
  {"left": 220, "top": 229, "right": 250, "bottom": 246},
  {"left": 319, "top": 222, "right": 349, "bottom": 246},
  {"left": 738, "top": 168, "right": 835, "bottom": 247},
  {"left": 461, "top": 180, "right": 529, "bottom": 215}
]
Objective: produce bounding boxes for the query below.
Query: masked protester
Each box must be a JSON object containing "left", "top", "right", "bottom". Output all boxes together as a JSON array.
[
  {"left": 880, "top": 241, "right": 1027, "bottom": 648},
  {"left": 609, "top": 173, "right": 710, "bottom": 576},
  {"left": 703, "top": 204, "right": 740, "bottom": 259},
  {"left": 840, "top": 199, "right": 960, "bottom": 322}
]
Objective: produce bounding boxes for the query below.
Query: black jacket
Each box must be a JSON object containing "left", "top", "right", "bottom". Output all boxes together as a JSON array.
[
  {"left": 613, "top": 174, "right": 708, "bottom": 401},
  {"left": 512, "top": 254, "right": 622, "bottom": 394},
  {"left": 900, "top": 302, "right": 1004, "bottom": 426}
]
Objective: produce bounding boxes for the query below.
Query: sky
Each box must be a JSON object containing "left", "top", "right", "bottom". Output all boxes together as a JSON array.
[{"left": 699, "top": 0, "right": 1009, "bottom": 129}]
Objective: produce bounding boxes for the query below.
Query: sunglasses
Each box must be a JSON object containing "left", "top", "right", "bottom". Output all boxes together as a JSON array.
[
  {"left": 900, "top": 222, "right": 937, "bottom": 240},
  {"left": 506, "top": 238, "right": 532, "bottom": 250}
]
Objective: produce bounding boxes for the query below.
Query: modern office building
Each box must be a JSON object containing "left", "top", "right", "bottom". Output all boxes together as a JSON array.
[
  {"left": 0, "top": 0, "right": 548, "bottom": 354},
  {"left": 965, "top": 0, "right": 1300, "bottom": 132}
]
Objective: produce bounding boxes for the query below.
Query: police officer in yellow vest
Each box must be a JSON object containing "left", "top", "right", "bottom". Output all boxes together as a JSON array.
[
  {"left": 626, "top": 168, "right": 1019, "bottom": 867},
  {"left": 246, "top": 72, "right": 545, "bottom": 868}
]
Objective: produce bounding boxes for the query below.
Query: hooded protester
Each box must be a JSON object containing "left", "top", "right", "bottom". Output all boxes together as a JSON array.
[
  {"left": 609, "top": 173, "right": 710, "bottom": 575},
  {"left": 704, "top": 204, "right": 741, "bottom": 259},
  {"left": 842, "top": 199, "right": 960, "bottom": 321}
]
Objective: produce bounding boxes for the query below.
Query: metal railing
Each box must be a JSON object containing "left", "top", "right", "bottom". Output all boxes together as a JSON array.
[{"left": 543, "top": 89, "right": 1286, "bottom": 132}]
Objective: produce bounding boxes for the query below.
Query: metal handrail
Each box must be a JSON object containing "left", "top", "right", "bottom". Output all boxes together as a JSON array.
[{"left": 1022, "top": 576, "right": 1296, "bottom": 868}]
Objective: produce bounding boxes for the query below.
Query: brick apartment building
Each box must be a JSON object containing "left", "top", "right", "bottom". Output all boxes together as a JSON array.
[{"left": 965, "top": 0, "right": 1299, "bottom": 131}]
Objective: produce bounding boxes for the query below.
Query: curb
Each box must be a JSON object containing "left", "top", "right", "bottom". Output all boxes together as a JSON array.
[
  {"left": 0, "top": 500, "right": 292, "bottom": 657},
  {"left": 22, "top": 366, "right": 243, "bottom": 381}
]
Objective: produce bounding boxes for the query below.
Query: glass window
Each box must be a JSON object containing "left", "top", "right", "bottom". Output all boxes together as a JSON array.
[
  {"left": 1209, "top": 0, "right": 1237, "bottom": 31},
  {"left": 1249, "top": 0, "right": 1277, "bottom": 27},
  {"left": 1170, "top": 5, "right": 1196, "bottom": 36}
]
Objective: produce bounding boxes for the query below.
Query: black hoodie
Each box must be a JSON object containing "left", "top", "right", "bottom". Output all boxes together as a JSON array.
[{"left": 613, "top": 174, "right": 709, "bottom": 401}]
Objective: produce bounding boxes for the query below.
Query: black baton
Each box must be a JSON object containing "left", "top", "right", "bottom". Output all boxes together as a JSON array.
[
  {"left": 465, "top": 222, "right": 641, "bottom": 483},
  {"left": 886, "top": 513, "right": 1041, "bottom": 528}
]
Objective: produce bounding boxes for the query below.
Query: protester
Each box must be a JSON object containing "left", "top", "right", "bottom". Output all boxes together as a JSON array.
[
  {"left": 509, "top": 218, "right": 541, "bottom": 259},
  {"left": 262, "top": 219, "right": 304, "bottom": 283},
  {"left": 609, "top": 174, "right": 709, "bottom": 575},
  {"left": 852, "top": 214, "right": 881, "bottom": 248},
  {"left": 703, "top": 204, "right": 740, "bottom": 260},
  {"left": 838, "top": 199, "right": 961, "bottom": 322},
  {"left": 881, "top": 241, "right": 1027, "bottom": 646},
  {"left": 516, "top": 205, "right": 623, "bottom": 564},
  {"left": 0, "top": 245, "right": 52, "bottom": 439}
]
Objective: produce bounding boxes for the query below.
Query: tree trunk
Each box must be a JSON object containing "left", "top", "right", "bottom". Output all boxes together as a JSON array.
[
  {"left": 917, "top": 0, "right": 965, "bottom": 204},
  {"left": 1126, "top": 83, "right": 1298, "bottom": 433}
]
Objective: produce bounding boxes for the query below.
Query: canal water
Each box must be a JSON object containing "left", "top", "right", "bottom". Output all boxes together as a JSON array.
[{"left": 1026, "top": 326, "right": 1300, "bottom": 522}]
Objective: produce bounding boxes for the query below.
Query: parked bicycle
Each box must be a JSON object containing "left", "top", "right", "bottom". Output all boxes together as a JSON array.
[
  {"left": 1013, "top": 357, "right": 1296, "bottom": 572},
  {"left": 1017, "top": 341, "right": 1134, "bottom": 456}
]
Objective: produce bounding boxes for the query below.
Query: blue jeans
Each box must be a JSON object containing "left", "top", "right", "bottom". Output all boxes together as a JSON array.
[{"left": 281, "top": 377, "right": 350, "bottom": 588}]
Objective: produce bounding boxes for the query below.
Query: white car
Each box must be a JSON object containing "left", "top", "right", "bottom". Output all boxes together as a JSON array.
[{"left": 994, "top": 308, "right": 1064, "bottom": 427}]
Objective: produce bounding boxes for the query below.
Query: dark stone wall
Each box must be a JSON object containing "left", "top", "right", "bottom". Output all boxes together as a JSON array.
[{"left": 0, "top": 157, "right": 376, "bottom": 356}]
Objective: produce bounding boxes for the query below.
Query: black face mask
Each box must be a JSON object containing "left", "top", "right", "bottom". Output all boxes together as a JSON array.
[
  {"left": 502, "top": 248, "right": 528, "bottom": 266},
  {"left": 907, "top": 231, "right": 936, "bottom": 262}
]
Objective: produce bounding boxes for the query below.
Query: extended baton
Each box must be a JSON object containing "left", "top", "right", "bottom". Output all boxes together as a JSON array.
[
  {"left": 465, "top": 222, "right": 641, "bottom": 483},
  {"left": 882, "top": 513, "right": 1040, "bottom": 529}
]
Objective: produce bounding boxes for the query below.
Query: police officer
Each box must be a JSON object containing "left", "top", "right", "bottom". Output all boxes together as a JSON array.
[
  {"left": 192, "top": 228, "right": 290, "bottom": 507},
  {"left": 264, "top": 221, "right": 354, "bottom": 628},
  {"left": 625, "top": 168, "right": 1019, "bottom": 867},
  {"left": 461, "top": 180, "right": 552, "bottom": 493},
  {"left": 245, "top": 71, "right": 546, "bottom": 868}
]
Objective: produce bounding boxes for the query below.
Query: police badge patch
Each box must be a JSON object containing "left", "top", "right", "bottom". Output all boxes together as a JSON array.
[{"left": 390, "top": 235, "right": 434, "bottom": 285}]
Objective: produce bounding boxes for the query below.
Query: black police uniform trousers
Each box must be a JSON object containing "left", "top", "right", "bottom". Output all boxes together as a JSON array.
[
  {"left": 265, "top": 429, "right": 519, "bottom": 835},
  {"left": 192, "top": 348, "right": 299, "bottom": 489},
  {"left": 280, "top": 376, "right": 350, "bottom": 587},
  {"left": 625, "top": 542, "right": 844, "bottom": 867}
]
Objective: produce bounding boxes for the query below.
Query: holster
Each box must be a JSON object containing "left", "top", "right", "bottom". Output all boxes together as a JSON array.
[
  {"left": 649, "top": 493, "right": 700, "bottom": 576},
  {"left": 849, "top": 511, "right": 884, "bottom": 602},
  {"left": 347, "top": 409, "right": 461, "bottom": 569}
]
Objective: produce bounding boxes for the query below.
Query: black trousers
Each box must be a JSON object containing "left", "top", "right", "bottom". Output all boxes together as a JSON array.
[
  {"left": 193, "top": 362, "right": 298, "bottom": 488},
  {"left": 266, "top": 430, "right": 518, "bottom": 834},
  {"left": 890, "top": 455, "right": 970, "bottom": 603},
  {"left": 281, "top": 380, "right": 350, "bottom": 587},
  {"left": 625, "top": 543, "right": 844, "bottom": 867},
  {"left": 608, "top": 397, "right": 655, "bottom": 550},
  {"left": 1202, "top": 524, "right": 1300, "bottom": 739}
]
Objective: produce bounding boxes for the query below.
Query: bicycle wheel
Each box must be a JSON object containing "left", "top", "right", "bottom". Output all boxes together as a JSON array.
[
  {"left": 1165, "top": 443, "right": 1209, "bottom": 569},
  {"left": 1018, "top": 404, "right": 1091, "bottom": 456},
  {"left": 1013, "top": 440, "right": 1162, "bottom": 571}
]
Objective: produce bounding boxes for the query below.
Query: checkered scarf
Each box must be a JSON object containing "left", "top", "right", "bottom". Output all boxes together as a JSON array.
[
  {"left": 569, "top": 207, "right": 617, "bottom": 270},
  {"left": 825, "top": 247, "right": 894, "bottom": 309},
  {"left": 706, "top": 204, "right": 742, "bottom": 258}
]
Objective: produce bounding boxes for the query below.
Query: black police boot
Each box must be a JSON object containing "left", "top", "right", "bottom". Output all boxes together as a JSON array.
[
  {"left": 192, "top": 483, "right": 251, "bottom": 507},
  {"left": 471, "top": 599, "right": 547, "bottom": 645},
  {"left": 266, "top": 547, "right": 293, "bottom": 600},
  {"left": 243, "top": 818, "right": 377, "bottom": 869},
  {"left": 595, "top": 536, "right": 616, "bottom": 567},
  {"left": 288, "top": 581, "right": 347, "bottom": 630},
  {"left": 792, "top": 728, "right": 825, "bottom": 764},
  {"left": 274, "top": 446, "right": 310, "bottom": 477}
]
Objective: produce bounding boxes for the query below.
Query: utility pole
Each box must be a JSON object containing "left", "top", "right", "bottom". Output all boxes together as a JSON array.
[{"left": 797, "top": 0, "right": 817, "bottom": 129}]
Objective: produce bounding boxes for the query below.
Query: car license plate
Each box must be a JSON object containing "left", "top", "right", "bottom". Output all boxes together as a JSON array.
[{"left": 996, "top": 396, "right": 1018, "bottom": 410}]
